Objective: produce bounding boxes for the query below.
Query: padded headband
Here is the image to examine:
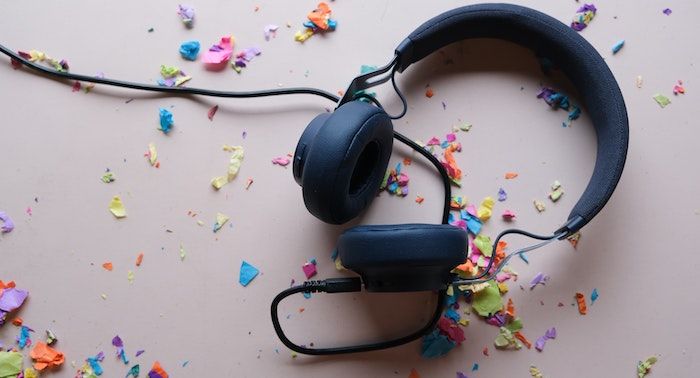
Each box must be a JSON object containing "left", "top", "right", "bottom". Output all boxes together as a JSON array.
[{"left": 394, "top": 3, "right": 629, "bottom": 234}]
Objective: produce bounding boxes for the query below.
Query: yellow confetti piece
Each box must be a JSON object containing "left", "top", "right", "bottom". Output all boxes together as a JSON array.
[
  {"left": 458, "top": 319, "right": 469, "bottom": 327},
  {"left": 196, "top": 220, "right": 204, "bottom": 226},
  {"left": 211, "top": 146, "right": 244, "bottom": 190},
  {"left": 100, "top": 293, "right": 107, "bottom": 300},
  {"left": 294, "top": 28, "right": 314, "bottom": 42},
  {"left": 533, "top": 200, "right": 546, "bottom": 212},
  {"left": 529, "top": 365, "right": 544, "bottom": 378},
  {"left": 147, "top": 143, "right": 158, "bottom": 166},
  {"left": 477, "top": 196, "right": 495, "bottom": 221},
  {"left": 108, "top": 195, "right": 127, "bottom": 218},
  {"left": 497, "top": 282, "right": 509, "bottom": 294},
  {"left": 213, "top": 213, "right": 230, "bottom": 232},
  {"left": 127, "top": 270, "right": 134, "bottom": 284},
  {"left": 179, "top": 244, "right": 186, "bottom": 261},
  {"left": 24, "top": 367, "right": 39, "bottom": 378},
  {"left": 635, "top": 75, "right": 643, "bottom": 88}
]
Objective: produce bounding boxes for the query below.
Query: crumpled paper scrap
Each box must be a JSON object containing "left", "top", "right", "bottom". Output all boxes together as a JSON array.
[
  {"left": 0, "top": 211, "right": 14, "bottom": 233},
  {"left": 158, "top": 108, "right": 174, "bottom": 134},
  {"left": 571, "top": 3, "right": 597, "bottom": 31},
  {"left": 0, "top": 287, "right": 29, "bottom": 314},
  {"left": 203, "top": 36, "right": 234, "bottom": 65},
  {"left": 637, "top": 356, "right": 658, "bottom": 377},
  {"left": 211, "top": 145, "right": 244, "bottom": 190},
  {"left": 29, "top": 342, "right": 64, "bottom": 371},
  {"left": 239, "top": 261, "right": 259, "bottom": 287},
  {"left": 109, "top": 196, "right": 127, "bottom": 218},
  {"left": 472, "top": 281, "right": 503, "bottom": 316},
  {"left": 294, "top": 2, "right": 337, "bottom": 42},
  {"left": 0, "top": 351, "right": 22, "bottom": 378},
  {"left": 476, "top": 196, "right": 494, "bottom": 221},
  {"left": 179, "top": 40, "right": 200, "bottom": 61},
  {"left": 177, "top": 4, "right": 195, "bottom": 28},
  {"left": 264, "top": 24, "right": 279, "bottom": 41}
]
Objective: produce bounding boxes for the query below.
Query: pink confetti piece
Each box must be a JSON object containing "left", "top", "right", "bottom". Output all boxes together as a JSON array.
[
  {"left": 207, "top": 105, "right": 219, "bottom": 121},
  {"left": 502, "top": 209, "right": 516, "bottom": 221},
  {"left": 272, "top": 157, "right": 291, "bottom": 166},
  {"left": 203, "top": 36, "right": 234, "bottom": 65}
]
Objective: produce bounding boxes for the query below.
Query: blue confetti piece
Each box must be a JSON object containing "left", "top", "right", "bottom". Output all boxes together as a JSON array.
[
  {"left": 239, "top": 261, "right": 260, "bottom": 287},
  {"left": 87, "top": 355, "right": 104, "bottom": 376},
  {"left": 158, "top": 108, "right": 174, "bottom": 134},
  {"left": 179, "top": 40, "right": 201, "bottom": 61},
  {"left": 421, "top": 329, "right": 456, "bottom": 358},
  {"left": 182, "top": 360, "right": 190, "bottom": 367},
  {"left": 18, "top": 326, "right": 31, "bottom": 349},
  {"left": 611, "top": 39, "right": 625, "bottom": 54},
  {"left": 445, "top": 308, "right": 460, "bottom": 322},
  {"left": 591, "top": 288, "right": 599, "bottom": 304},
  {"left": 519, "top": 252, "right": 529, "bottom": 264},
  {"left": 303, "top": 291, "right": 312, "bottom": 299},
  {"left": 472, "top": 363, "right": 479, "bottom": 371}
]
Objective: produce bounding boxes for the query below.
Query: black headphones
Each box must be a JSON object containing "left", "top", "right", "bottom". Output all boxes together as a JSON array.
[
  {"left": 272, "top": 3, "right": 629, "bottom": 355},
  {"left": 0, "top": 2, "right": 628, "bottom": 359}
]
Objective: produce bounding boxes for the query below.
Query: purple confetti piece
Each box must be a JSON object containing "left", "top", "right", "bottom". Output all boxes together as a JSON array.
[
  {"left": 545, "top": 327, "right": 557, "bottom": 339},
  {"left": 498, "top": 188, "right": 507, "bottom": 201},
  {"left": 535, "top": 335, "right": 547, "bottom": 351},
  {"left": 135, "top": 350, "right": 145, "bottom": 357},
  {"left": 0, "top": 211, "right": 15, "bottom": 233},
  {"left": 112, "top": 335, "right": 124, "bottom": 348},
  {"left": 0, "top": 288, "right": 29, "bottom": 312},
  {"left": 663, "top": 8, "right": 672, "bottom": 15},
  {"left": 529, "top": 272, "right": 549, "bottom": 290}
]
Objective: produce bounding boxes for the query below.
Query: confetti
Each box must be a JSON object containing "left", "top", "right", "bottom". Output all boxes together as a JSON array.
[
  {"left": 611, "top": 39, "right": 625, "bottom": 54},
  {"left": 239, "top": 261, "right": 260, "bottom": 287},
  {"left": 179, "top": 244, "right": 186, "bottom": 261},
  {"left": 537, "top": 87, "right": 581, "bottom": 127},
  {"left": 294, "top": 2, "right": 337, "bottom": 43},
  {"left": 471, "top": 282, "right": 503, "bottom": 316},
  {"left": 380, "top": 162, "right": 410, "bottom": 197},
  {"left": 29, "top": 342, "right": 64, "bottom": 371},
  {"left": 568, "top": 231, "right": 581, "bottom": 248},
  {"left": 108, "top": 196, "right": 127, "bottom": 218},
  {"left": 529, "top": 365, "right": 544, "bottom": 378},
  {"left": 232, "top": 47, "right": 262, "bottom": 73},
  {"left": 425, "top": 87, "right": 434, "bottom": 98},
  {"left": 157, "top": 65, "right": 190, "bottom": 87},
  {"left": 502, "top": 210, "right": 516, "bottom": 221},
  {"left": 476, "top": 197, "right": 495, "bottom": 221},
  {"left": 245, "top": 177, "right": 254, "bottom": 190},
  {"left": 529, "top": 272, "right": 549, "bottom": 290},
  {"left": 497, "top": 188, "right": 507, "bottom": 201},
  {"left": 126, "top": 364, "right": 140, "bottom": 378},
  {"left": 203, "top": 36, "right": 234, "bottom": 65},
  {"left": 662, "top": 8, "right": 672, "bottom": 15},
  {"left": 302, "top": 261, "right": 317, "bottom": 279},
  {"left": 0, "top": 211, "right": 15, "bottom": 233},
  {"left": 549, "top": 180, "right": 564, "bottom": 202},
  {"left": 0, "top": 351, "right": 22, "bottom": 377},
  {"left": 127, "top": 270, "right": 134, "bottom": 284},
  {"left": 408, "top": 368, "right": 420, "bottom": 378},
  {"left": 636, "top": 76, "right": 643, "bottom": 88},
  {"left": 45, "top": 330, "right": 57, "bottom": 345},
  {"left": 637, "top": 356, "right": 658, "bottom": 377},
  {"left": 102, "top": 262, "right": 113, "bottom": 271},
  {"left": 158, "top": 108, "right": 174, "bottom": 134},
  {"left": 177, "top": 4, "right": 195, "bottom": 28},
  {"left": 415, "top": 195, "right": 424, "bottom": 204},
  {"left": 146, "top": 143, "right": 159, "bottom": 167},
  {"left": 575, "top": 292, "right": 587, "bottom": 315},
  {"left": 591, "top": 288, "right": 599, "bottom": 304},
  {"left": 264, "top": 24, "right": 279, "bottom": 41},
  {"left": 207, "top": 105, "right": 219, "bottom": 120},
  {"left": 179, "top": 40, "right": 200, "bottom": 61},
  {"left": 534, "top": 327, "right": 557, "bottom": 352},
  {"left": 653, "top": 94, "right": 671, "bottom": 108},
  {"left": 211, "top": 145, "right": 244, "bottom": 190},
  {"left": 505, "top": 172, "right": 518, "bottom": 179},
  {"left": 533, "top": 200, "right": 546, "bottom": 212},
  {"left": 571, "top": 3, "right": 597, "bottom": 31},
  {"left": 136, "top": 253, "right": 144, "bottom": 266},
  {"left": 673, "top": 80, "right": 685, "bottom": 95},
  {"left": 148, "top": 361, "right": 169, "bottom": 378},
  {"left": 272, "top": 156, "right": 291, "bottom": 166},
  {"left": 213, "top": 213, "right": 230, "bottom": 233},
  {"left": 101, "top": 171, "right": 115, "bottom": 183}
]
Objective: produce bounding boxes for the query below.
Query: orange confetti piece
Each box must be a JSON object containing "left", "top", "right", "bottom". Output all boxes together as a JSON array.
[
  {"left": 135, "top": 253, "right": 144, "bottom": 267},
  {"left": 575, "top": 292, "right": 587, "bottom": 315},
  {"left": 514, "top": 331, "right": 532, "bottom": 349},
  {"left": 455, "top": 260, "right": 474, "bottom": 275},
  {"left": 307, "top": 2, "right": 332, "bottom": 30},
  {"left": 403, "top": 158, "right": 412, "bottom": 166},
  {"left": 506, "top": 298, "right": 516, "bottom": 318},
  {"left": 148, "top": 361, "right": 169, "bottom": 378},
  {"left": 12, "top": 317, "right": 23, "bottom": 326},
  {"left": 408, "top": 368, "right": 421, "bottom": 378},
  {"left": 30, "top": 342, "right": 65, "bottom": 371},
  {"left": 443, "top": 145, "right": 462, "bottom": 181},
  {"left": 102, "top": 262, "right": 113, "bottom": 271},
  {"left": 415, "top": 196, "right": 424, "bottom": 204},
  {"left": 505, "top": 172, "right": 518, "bottom": 179},
  {"left": 299, "top": 307, "right": 305, "bottom": 313},
  {"left": 0, "top": 280, "right": 16, "bottom": 297},
  {"left": 425, "top": 87, "right": 434, "bottom": 98}
]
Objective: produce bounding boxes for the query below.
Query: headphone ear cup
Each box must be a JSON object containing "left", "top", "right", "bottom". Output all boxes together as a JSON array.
[
  {"left": 300, "top": 101, "right": 393, "bottom": 224},
  {"left": 293, "top": 113, "right": 330, "bottom": 186},
  {"left": 338, "top": 224, "right": 467, "bottom": 292}
]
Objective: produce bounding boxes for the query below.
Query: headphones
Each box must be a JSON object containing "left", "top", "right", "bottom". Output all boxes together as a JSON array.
[
  {"left": 272, "top": 3, "right": 629, "bottom": 355},
  {"left": 0, "top": 2, "right": 628, "bottom": 359}
]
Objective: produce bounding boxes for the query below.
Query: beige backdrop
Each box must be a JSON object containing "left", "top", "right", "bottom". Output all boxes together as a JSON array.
[{"left": 1, "top": 0, "right": 698, "bottom": 377}]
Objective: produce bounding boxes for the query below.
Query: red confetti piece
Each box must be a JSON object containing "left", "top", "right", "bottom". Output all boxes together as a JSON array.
[{"left": 207, "top": 105, "right": 219, "bottom": 120}]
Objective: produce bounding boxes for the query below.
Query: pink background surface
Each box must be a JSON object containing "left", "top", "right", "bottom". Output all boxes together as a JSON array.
[{"left": 1, "top": 0, "right": 698, "bottom": 377}]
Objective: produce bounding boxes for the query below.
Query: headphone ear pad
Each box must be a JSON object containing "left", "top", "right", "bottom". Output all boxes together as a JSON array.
[{"left": 300, "top": 101, "right": 393, "bottom": 224}]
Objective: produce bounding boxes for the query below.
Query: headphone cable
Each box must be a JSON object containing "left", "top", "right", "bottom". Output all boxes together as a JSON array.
[{"left": 0, "top": 43, "right": 341, "bottom": 103}]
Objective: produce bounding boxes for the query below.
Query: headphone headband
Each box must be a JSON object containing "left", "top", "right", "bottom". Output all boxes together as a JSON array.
[{"left": 395, "top": 3, "right": 629, "bottom": 235}]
